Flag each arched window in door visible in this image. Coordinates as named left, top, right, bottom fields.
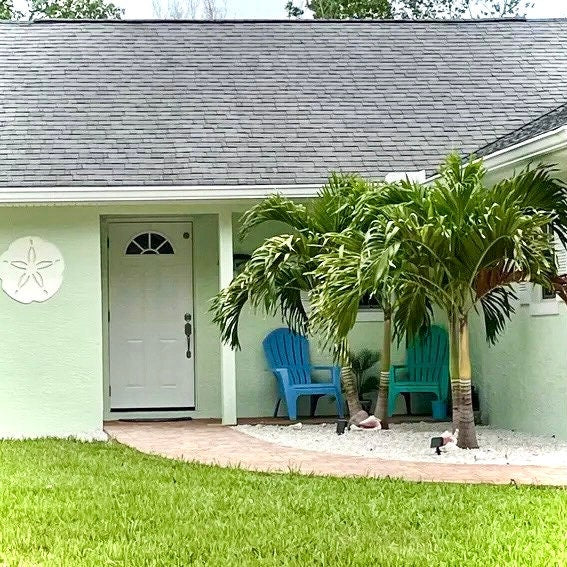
left=125, top=232, right=175, bottom=255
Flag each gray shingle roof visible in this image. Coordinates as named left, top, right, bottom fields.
left=2, top=19, right=567, bottom=188
left=475, top=102, right=567, bottom=157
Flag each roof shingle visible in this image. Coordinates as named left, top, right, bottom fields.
left=1, top=19, right=567, bottom=187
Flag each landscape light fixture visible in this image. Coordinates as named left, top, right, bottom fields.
left=430, top=436, right=444, bottom=455
left=336, top=419, right=348, bottom=435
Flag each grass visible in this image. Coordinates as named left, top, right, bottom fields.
left=0, top=440, right=565, bottom=566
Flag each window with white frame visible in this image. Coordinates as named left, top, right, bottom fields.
left=518, top=233, right=567, bottom=316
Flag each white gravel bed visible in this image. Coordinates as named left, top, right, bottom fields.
left=236, top=422, right=567, bottom=466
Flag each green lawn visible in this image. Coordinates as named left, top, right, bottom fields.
left=0, top=440, right=565, bottom=566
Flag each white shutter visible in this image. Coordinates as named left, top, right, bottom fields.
left=516, top=282, right=531, bottom=305
left=555, top=235, right=567, bottom=275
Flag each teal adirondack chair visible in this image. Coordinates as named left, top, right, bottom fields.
left=263, top=328, right=345, bottom=421
left=388, top=325, right=449, bottom=417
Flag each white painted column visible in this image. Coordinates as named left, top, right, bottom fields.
left=218, top=210, right=237, bottom=425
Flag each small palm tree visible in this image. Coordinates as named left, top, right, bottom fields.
left=308, top=228, right=397, bottom=427
left=349, top=348, right=380, bottom=400
left=364, top=154, right=567, bottom=448
left=308, top=182, right=420, bottom=427
left=211, top=174, right=379, bottom=419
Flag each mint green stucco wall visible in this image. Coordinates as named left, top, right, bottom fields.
left=468, top=156, right=567, bottom=439
left=0, top=203, right=228, bottom=436
left=468, top=157, right=567, bottom=438
left=470, top=305, right=567, bottom=439
left=0, top=201, right=400, bottom=437
left=0, top=206, right=103, bottom=437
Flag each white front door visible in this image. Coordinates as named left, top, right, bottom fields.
left=108, top=220, right=195, bottom=411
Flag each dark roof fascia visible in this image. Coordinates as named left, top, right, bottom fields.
left=474, top=102, right=567, bottom=158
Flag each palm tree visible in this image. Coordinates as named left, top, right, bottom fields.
left=306, top=181, right=422, bottom=427
left=308, top=228, right=395, bottom=427
left=361, top=154, right=567, bottom=448
left=211, top=174, right=379, bottom=420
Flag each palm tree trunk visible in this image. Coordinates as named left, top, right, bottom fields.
left=375, top=307, right=391, bottom=429
left=456, top=315, right=479, bottom=449
left=449, top=311, right=460, bottom=432
left=340, top=365, right=363, bottom=417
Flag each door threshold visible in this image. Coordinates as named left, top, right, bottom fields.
left=110, top=406, right=196, bottom=412
left=116, top=416, right=194, bottom=422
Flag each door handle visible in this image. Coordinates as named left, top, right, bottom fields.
left=184, top=313, right=192, bottom=359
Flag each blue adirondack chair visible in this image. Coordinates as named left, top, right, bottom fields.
left=388, top=325, right=449, bottom=417
left=263, top=328, right=345, bottom=421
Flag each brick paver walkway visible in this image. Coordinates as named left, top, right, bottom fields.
left=104, top=420, right=567, bottom=486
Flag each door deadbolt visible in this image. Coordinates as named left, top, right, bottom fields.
left=184, top=313, right=192, bottom=359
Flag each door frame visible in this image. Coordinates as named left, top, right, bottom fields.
left=101, top=215, right=197, bottom=420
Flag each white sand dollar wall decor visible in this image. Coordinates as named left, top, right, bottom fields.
left=0, top=236, right=65, bottom=304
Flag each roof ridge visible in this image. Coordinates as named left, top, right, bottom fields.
left=1, top=17, right=547, bottom=25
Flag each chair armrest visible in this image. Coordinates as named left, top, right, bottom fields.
left=270, top=367, right=291, bottom=385
left=389, top=364, right=408, bottom=381
left=312, top=365, right=341, bottom=388
left=311, top=365, right=336, bottom=372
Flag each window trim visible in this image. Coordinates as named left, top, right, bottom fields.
left=124, top=231, right=175, bottom=255
left=529, top=284, right=560, bottom=317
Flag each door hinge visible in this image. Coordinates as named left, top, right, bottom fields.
left=107, top=237, right=110, bottom=248
left=108, top=310, right=110, bottom=322
left=108, top=385, right=112, bottom=396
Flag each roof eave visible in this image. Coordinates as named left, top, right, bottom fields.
left=425, top=125, right=567, bottom=184
left=0, top=183, right=321, bottom=205
left=480, top=125, right=567, bottom=173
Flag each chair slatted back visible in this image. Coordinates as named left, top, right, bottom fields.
left=406, top=325, right=448, bottom=383
left=263, top=328, right=312, bottom=385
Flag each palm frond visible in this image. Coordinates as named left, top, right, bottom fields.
left=210, top=233, right=311, bottom=349
left=238, top=195, right=309, bottom=239
left=210, top=270, right=252, bottom=350
left=353, top=180, right=422, bottom=230
left=492, top=164, right=567, bottom=246
left=479, top=287, right=516, bottom=345
left=392, top=280, right=433, bottom=345
left=308, top=173, right=373, bottom=233
left=474, top=260, right=523, bottom=300
left=349, top=348, right=380, bottom=375
left=309, top=248, right=366, bottom=351
left=378, top=152, right=560, bottom=345
left=552, top=274, right=567, bottom=304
